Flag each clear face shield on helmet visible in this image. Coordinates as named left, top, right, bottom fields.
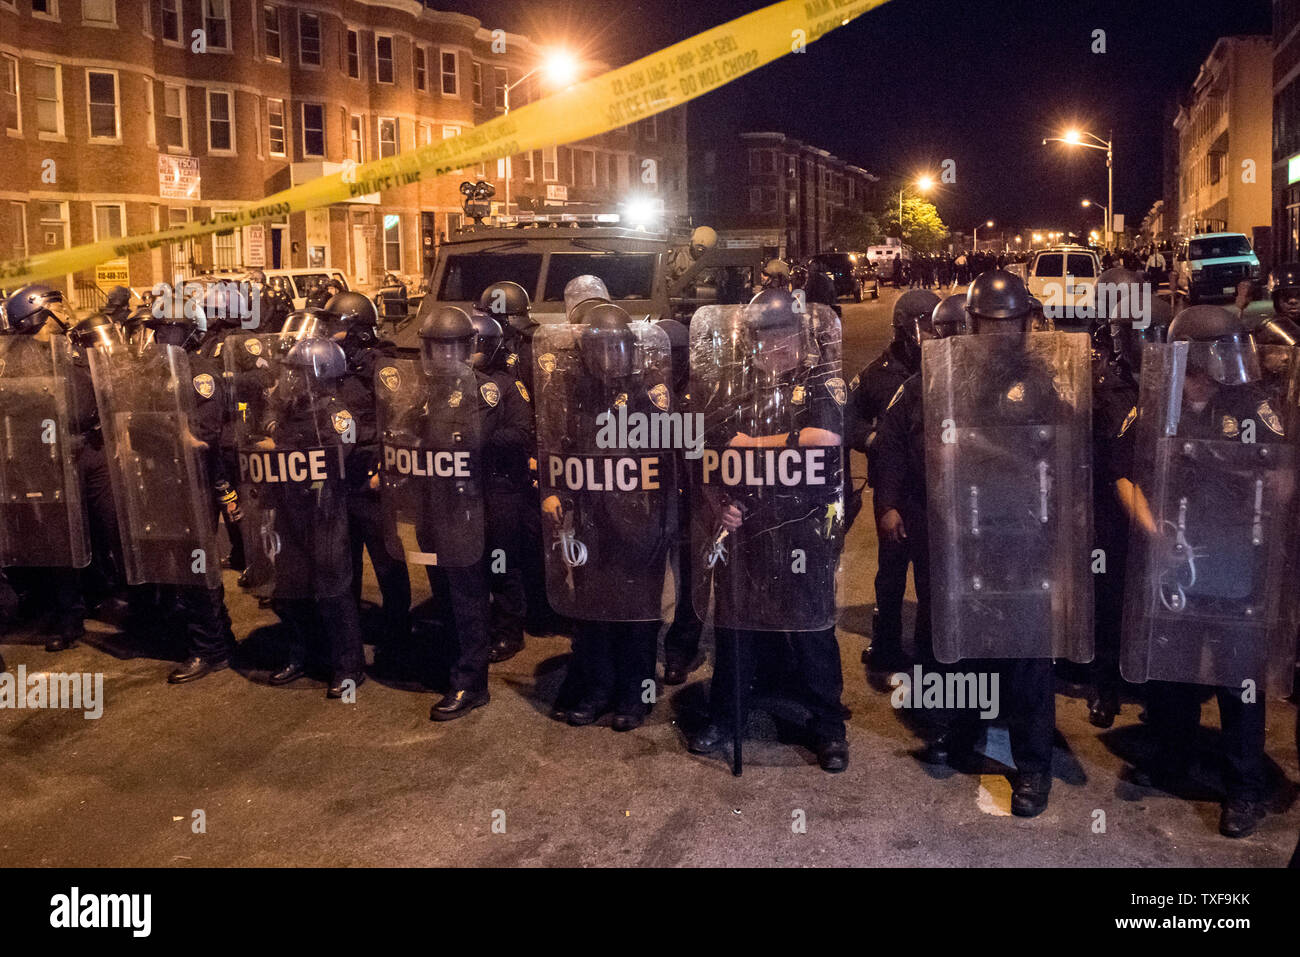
left=1200, top=333, right=1261, bottom=386
left=420, top=337, right=474, bottom=377
left=80, top=321, right=125, bottom=353
left=45, top=298, right=76, bottom=333
left=752, top=326, right=803, bottom=378
left=279, top=312, right=332, bottom=347
left=580, top=329, right=635, bottom=382
left=1110, top=320, right=1167, bottom=373
left=471, top=331, right=502, bottom=370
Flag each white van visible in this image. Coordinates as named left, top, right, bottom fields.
left=263, top=268, right=353, bottom=310
left=1026, top=246, right=1099, bottom=327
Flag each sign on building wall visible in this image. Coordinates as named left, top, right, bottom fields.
left=306, top=208, right=330, bottom=267
left=158, top=155, right=201, bottom=201
left=94, top=259, right=129, bottom=291
left=244, top=225, right=266, bottom=267
left=546, top=185, right=568, bottom=202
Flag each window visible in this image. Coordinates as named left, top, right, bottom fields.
left=472, top=62, right=482, bottom=105
left=3, top=203, right=26, bottom=263
left=162, top=83, right=186, bottom=151
left=543, top=145, right=557, bottom=181
left=542, top=253, right=657, bottom=302
left=417, top=122, right=431, bottom=146
left=202, top=0, right=228, bottom=49
left=212, top=209, right=239, bottom=268
left=267, top=97, right=285, bottom=155
left=378, top=117, right=397, bottom=157
left=749, top=188, right=762, bottom=212
left=383, top=214, right=402, bottom=271
left=349, top=114, right=363, bottom=162
left=576, top=150, right=595, bottom=187
left=168, top=207, right=194, bottom=270
left=521, top=151, right=534, bottom=182
left=345, top=30, right=359, bottom=78
left=494, top=67, right=507, bottom=110
left=92, top=203, right=124, bottom=241
left=642, top=115, right=656, bottom=141
left=375, top=35, right=394, bottom=84
left=142, top=0, right=151, bottom=36
left=442, top=125, right=462, bottom=171
left=32, top=0, right=57, bottom=18
left=262, top=5, right=280, bottom=60
left=34, top=64, right=62, bottom=136
left=161, top=0, right=179, bottom=43
left=83, top=0, right=115, bottom=26
left=298, top=12, right=320, bottom=66
left=1, top=55, right=18, bottom=135
left=301, top=103, right=324, bottom=157
left=440, top=50, right=458, bottom=96
left=414, top=47, right=427, bottom=91
left=438, top=253, right=542, bottom=302
left=86, top=70, right=119, bottom=140
left=207, top=89, right=233, bottom=153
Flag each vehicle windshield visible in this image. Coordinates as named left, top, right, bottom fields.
left=809, top=254, right=852, bottom=275
left=1188, top=236, right=1252, bottom=260
left=439, top=253, right=543, bottom=302
left=542, top=253, right=657, bottom=302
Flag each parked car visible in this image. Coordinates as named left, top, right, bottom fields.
left=1172, top=232, right=1261, bottom=305
left=1025, top=245, right=1100, bottom=329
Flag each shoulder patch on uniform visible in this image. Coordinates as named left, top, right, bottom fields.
left=1221, top=415, right=1239, bottom=438
left=332, top=410, right=354, bottom=435
left=516, top=380, right=530, bottom=402
left=192, top=373, right=215, bottom=399
left=649, top=382, right=669, bottom=411
left=826, top=376, right=846, bottom=406
left=1257, top=400, right=1284, bottom=436
left=1117, top=405, right=1137, bottom=437
left=480, top=381, right=500, bottom=407
left=378, top=365, right=401, bottom=392
left=244, top=337, right=262, bottom=356
left=538, top=352, right=556, bottom=375
left=886, top=384, right=905, bottom=411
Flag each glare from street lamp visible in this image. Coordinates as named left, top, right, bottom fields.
left=1081, top=199, right=1091, bottom=207
left=542, top=49, right=579, bottom=86
left=917, top=175, right=934, bottom=191
left=985, top=220, right=994, bottom=228
left=1064, top=129, right=1082, bottom=145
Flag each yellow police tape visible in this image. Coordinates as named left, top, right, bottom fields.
left=0, top=0, right=892, bottom=287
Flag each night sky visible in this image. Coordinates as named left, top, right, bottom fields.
left=452, top=0, right=1272, bottom=237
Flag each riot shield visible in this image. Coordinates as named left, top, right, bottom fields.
left=1120, top=341, right=1299, bottom=695
left=88, top=343, right=222, bottom=587
left=228, top=337, right=353, bottom=600
left=922, top=332, right=1094, bottom=662
left=0, top=335, right=91, bottom=568
left=534, top=321, right=677, bottom=621
left=687, top=303, right=844, bottom=632
left=374, top=357, right=483, bottom=568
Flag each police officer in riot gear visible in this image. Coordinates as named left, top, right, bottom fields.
left=0, top=284, right=97, bottom=650
left=847, top=288, right=939, bottom=671
left=1119, top=305, right=1290, bottom=837
left=479, top=281, right=538, bottom=396
left=468, top=308, right=537, bottom=664
left=323, top=291, right=412, bottom=662
left=930, top=293, right=969, bottom=339
left=535, top=304, right=676, bottom=730
left=895, top=270, right=1091, bottom=816
left=103, top=286, right=132, bottom=326
left=238, top=337, right=365, bottom=697
left=687, top=291, right=849, bottom=772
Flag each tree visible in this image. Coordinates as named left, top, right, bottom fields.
left=827, top=209, right=883, bottom=251
left=883, top=197, right=949, bottom=252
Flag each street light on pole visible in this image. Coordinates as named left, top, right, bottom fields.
left=502, top=49, right=579, bottom=217
left=1044, top=128, right=1114, bottom=248
left=897, top=175, right=935, bottom=240
left=1081, top=199, right=1108, bottom=245
left=972, top=219, right=994, bottom=252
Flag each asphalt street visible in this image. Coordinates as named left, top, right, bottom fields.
left=1, top=285, right=1297, bottom=867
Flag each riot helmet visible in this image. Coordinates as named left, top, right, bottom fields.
left=930, top=294, right=968, bottom=339
left=567, top=296, right=611, bottom=326
left=579, top=304, right=636, bottom=382
left=746, top=288, right=803, bottom=377
left=69, top=311, right=125, bottom=353
left=563, top=275, right=610, bottom=319
left=966, top=269, right=1031, bottom=333
left=418, top=305, right=476, bottom=375
left=760, top=258, right=791, bottom=290
left=324, top=290, right=378, bottom=354
left=1108, top=281, right=1170, bottom=374
left=2, top=284, right=75, bottom=335
left=893, top=289, right=941, bottom=362
left=104, top=285, right=132, bottom=324
left=277, top=337, right=346, bottom=405
left=1168, top=304, right=1260, bottom=386
left=279, top=308, right=335, bottom=348
left=1271, top=262, right=1300, bottom=321
left=142, top=295, right=205, bottom=352
left=479, top=280, right=533, bottom=332
left=469, top=308, right=504, bottom=371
